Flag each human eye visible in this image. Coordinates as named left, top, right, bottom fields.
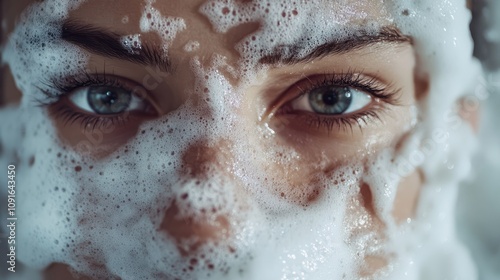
left=268, top=72, right=401, bottom=134
left=36, top=70, right=162, bottom=155
left=68, top=85, right=148, bottom=115
left=41, top=71, right=160, bottom=130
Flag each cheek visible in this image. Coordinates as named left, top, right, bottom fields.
left=392, top=169, right=423, bottom=223
left=247, top=144, right=342, bottom=206
left=251, top=113, right=414, bottom=207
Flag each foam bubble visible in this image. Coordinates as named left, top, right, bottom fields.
left=121, top=34, right=142, bottom=54
left=122, top=15, right=129, bottom=24
left=184, top=40, right=200, bottom=52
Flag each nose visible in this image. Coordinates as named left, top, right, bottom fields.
left=160, top=200, right=231, bottom=256
left=159, top=139, right=241, bottom=255
left=179, top=139, right=234, bottom=179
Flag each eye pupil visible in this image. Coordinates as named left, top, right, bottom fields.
left=309, top=86, right=352, bottom=114
left=87, top=86, right=132, bottom=115
left=103, top=91, right=118, bottom=105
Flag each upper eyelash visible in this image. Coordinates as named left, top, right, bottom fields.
left=295, top=72, right=401, bottom=104
left=38, top=69, right=125, bottom=104
left=36, top=69, right=142, bottom=130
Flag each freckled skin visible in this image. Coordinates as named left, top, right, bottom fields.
left=1, top=0, right=476, bottom=279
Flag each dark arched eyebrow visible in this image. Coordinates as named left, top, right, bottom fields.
left=259, top=26, right=412, bottom=65
left=61, top=20, right=172, bottom=73
left=60, top=20, right=410, bottom=70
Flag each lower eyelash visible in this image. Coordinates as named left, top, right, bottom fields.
left=49, top=102, right=130, bottom=130
left=304, top=110, right=383, bottom=134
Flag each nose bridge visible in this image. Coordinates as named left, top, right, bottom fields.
left=180, top=139, right=234, bottom=179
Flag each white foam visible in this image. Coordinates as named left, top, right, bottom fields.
left=200, top=0, right=388, bottom=82
left=457, top=2, right=500, bottom=275
left=121, top=34, right=142, bottom=55
left=184, top=40, right=200, bottom=52
left=139, top=0, right=186, bottom=53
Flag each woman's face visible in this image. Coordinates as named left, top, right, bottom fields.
left=2, top=0, right=425, bottom=279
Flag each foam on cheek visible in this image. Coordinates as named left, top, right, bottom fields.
left=458, top=2, right=500, bottom=276
left=379, top=1, right=480, bottom=279
left=390, top=1, right=481, bottom=122
left=0, top=110, right=94, bottom=279
left=229, top=164, right=367, bottom=280
left=0, top=0, right=87, bottom=271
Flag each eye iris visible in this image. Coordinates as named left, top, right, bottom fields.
left=308, top=86, right=352, bottom=114
left=87, top=86, right=132, bottom=114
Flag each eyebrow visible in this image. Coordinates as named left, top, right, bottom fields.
left=61, top=20, right=172, bottom=72
left=259, top=26, right=412, bottom=65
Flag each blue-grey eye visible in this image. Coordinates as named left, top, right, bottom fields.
left=309, top=86, right=353, bottom=114
left=87, top=86, right=131, bottom=114
left=292, top=85, right=372, bottom=115
left=68, top=85, right=149, bottom=115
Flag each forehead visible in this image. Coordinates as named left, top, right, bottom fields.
left=67, top=0, right=393, bottom=34
left=27, top=0, right=397, bottom=80
left=62, top=0, right=396, bottom=69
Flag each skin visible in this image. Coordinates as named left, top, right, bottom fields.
left=1, top=0, right=476, bottom=279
